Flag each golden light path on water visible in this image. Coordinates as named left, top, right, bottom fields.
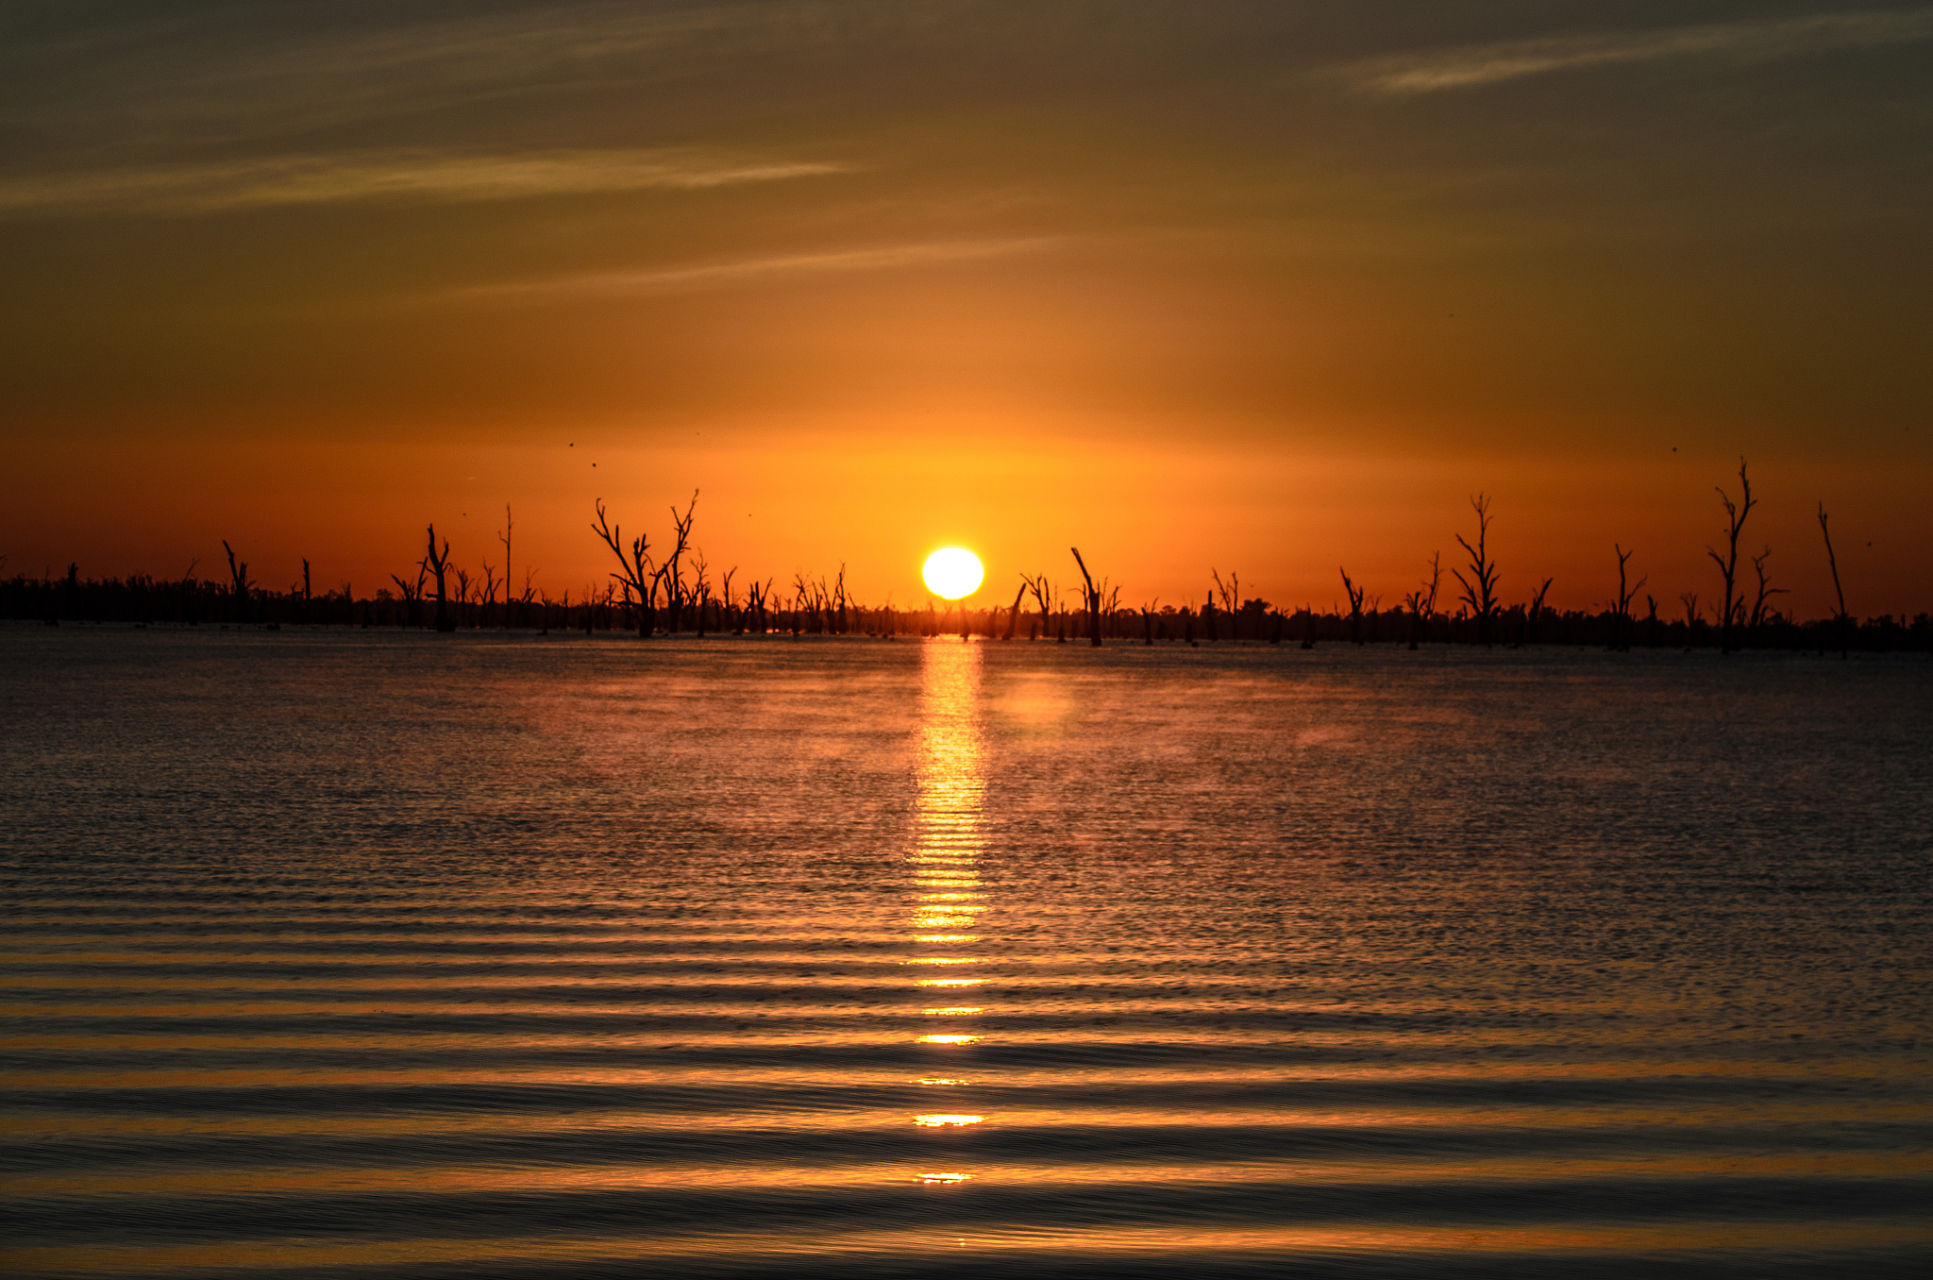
left=909, top=641, right=988, bottom=1187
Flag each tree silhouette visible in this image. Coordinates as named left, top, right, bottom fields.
left=591, top=498, right=656, bottom=636
left=1452, top=494, right=1500, bottom=647
left=423, top=526, right=454, bottom=632
left=1402, top=552, right=1441, bottom=651
left=1706, top=459, right=1756, bottom=654
left=1070, top=547, right=1104, bottom=647
left=1818, top=502, right=1849, bottom=658
left=1521, top=576, right=1554, bottom=647
left=1747, top=545, right=1787, bottom=642
left=1611, top=545, right=1646, bottom=652
left=221, top=541, right=250, bottom=623
left=1340, top=567, right=1366, bottom=644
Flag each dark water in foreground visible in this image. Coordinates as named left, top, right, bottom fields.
left=3, top=629, right=1931, bottom=1278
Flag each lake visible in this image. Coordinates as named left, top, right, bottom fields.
left=3, top=629, right=1930, bottom=1277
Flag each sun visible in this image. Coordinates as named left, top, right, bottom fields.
left=922, top=548, right=984, bottom=600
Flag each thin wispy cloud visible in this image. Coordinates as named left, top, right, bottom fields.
left=0, top=150, right=847, bottom=217
left=444, top=238, right=1063, bottom=303
left=1355, top=8, right=1933, bottom=95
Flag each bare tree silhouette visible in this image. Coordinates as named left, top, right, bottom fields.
left=1070, top=547, right=1104, bottom=647
left=498, top=506, right=514, bottom=629
left=389, top=563, right=426, bottom=629
left=423, top=526, right=454, bottom=632
left=1612, top=545, right=1646, bottom=652
left=1747, top=545, right=1787, bottom=644
left=1003, top=581, right=1026, bottom=640
left=1452, top=494, right=1500, bottom=647
left=1818, top=502, right=1849, bottom=658
left=1679, top=592, right=1700, bottom=647
left=1521, top=576, right=1554, bottom=647
left=1340, top=568, right=1366, bottom=644
left=1211, top=569, right=1240, bottom=640
left=1023, top=573, right=1051, bottom=640
left=221, top=541, right=250, bottom=623
left=1402, top=552, right=1441, bottom=651
left=659, top=492, right=698, bottom=633
left=591, top=499, right=656, bottom=636
left=1706, top=459, right=1756, bottom=654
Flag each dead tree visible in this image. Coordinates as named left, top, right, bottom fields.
left=1611, top=545, right=1646, bottom=652
left=1705, top=458, right=1756, bottom=654
left=1452, top=494, right=1500, bottom=647
left=300, top=558, right=312, bottom=624
left=1401, top=552, right=1442, bottom=651
left=1339, top=568, right=1367, bottom=644
left=1070, top=548, right=1104, bottom=646
left=1211, top=569, right=1240, bottom=640
left=1003, top=581, right=1026, bottom=639
left=390, top=564, right=426, bottom=628
left=658, top=491, right=699, bottom=633
left=1818, top=503, right=1849, bottom=658
left=498, top=506, right=514, bottom=629
left=590, top=499, right=656, bottom=636
left=1747, top=545, right=1787, bottom=643
left=1679, top=592, right=1700, bottom=647
left=1024, top=573, right=1052, bottom=640
left=1521, top=576, right=1554, bottom=647
left=423, top=525, right=454, bottom=632
left=222, top=540, right=251, bottom=623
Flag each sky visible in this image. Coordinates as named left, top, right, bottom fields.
left=3, top=1, right=1929, bottom=617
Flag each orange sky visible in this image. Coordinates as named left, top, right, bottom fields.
left=3, top=3, right=1929, bottom=617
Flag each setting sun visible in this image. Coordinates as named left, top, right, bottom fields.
left=921, top=548, right=984, bottom=600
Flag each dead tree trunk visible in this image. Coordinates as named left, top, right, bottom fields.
left=1522, top=577, right=1553, bottom=647
left=1004, top=582, right=1026, bottom=640
left=423, top=526, right=454, bottom=632
left=1818, top=503, right=1849, bottom=658
left=1706, top=459, right=1756, bottom=654
left=1340, top=568, right=1366, bottom=645
left=1070, top=548, right=1103, bottom=647
left=591, top=499, right=657, bottom=636
left=222, top=541, right=250, bottom=624
left=1452, top=494, right=1500, bottom=647
left=1612, top=545, right=1645, bottom=652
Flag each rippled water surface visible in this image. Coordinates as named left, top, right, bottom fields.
left=4, top=629, right=1931, bottom=1277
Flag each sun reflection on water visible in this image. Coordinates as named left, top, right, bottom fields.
left=908, top=642, right=988, bottom=1166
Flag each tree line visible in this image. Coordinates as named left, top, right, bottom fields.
left=4, top=463, right=1924, bottom=655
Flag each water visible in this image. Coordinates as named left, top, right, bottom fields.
left=3, top=629, right=1930, bottom=1278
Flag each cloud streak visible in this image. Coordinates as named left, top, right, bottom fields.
left=1355, top=8, right=1933, bottom=95
left=0, top=150, right=847, bottom=217
left=445, top=237, right=1064, bottom=303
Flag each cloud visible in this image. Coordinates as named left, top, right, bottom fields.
left=1354, top=8, right=1933, bottom=95
left=444, top=237, right=1064, bottom=303
left=0, top=150, right=847, bottom=217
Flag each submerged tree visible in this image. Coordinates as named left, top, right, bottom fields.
left=1706, top=458, right=1757, bottom=654
left=389, top=563, right=426, bottom=629
left=591, top=498, right=657, bottom=636
left=1521, top=576, right=1554, bottom=647
left=1818, top=502, right=1850, bottom=658
left=1611, top=544, right=1646, bottom=652
left=1402, top=552, right=1441, bottom=651
left=1452, top=494, right=1501, bottom=647
left=1747, top=545, right=1787, bottom=642
left=1339, top=567, right=1366, bottom=645
left=1070, top=547, right=1104, bottom=647
left=423, top=525, right=454, bottom=632
left=222, top=541, right=251, bottom=624
left=1003, top=580, right=1027, bottom=640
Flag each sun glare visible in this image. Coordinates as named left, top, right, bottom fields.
left=922, top=548, right=984, bottom=600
